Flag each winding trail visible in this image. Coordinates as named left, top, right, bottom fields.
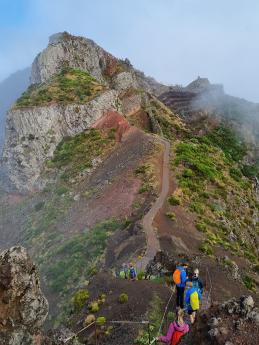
left=137, top=138, right=170, bottom=270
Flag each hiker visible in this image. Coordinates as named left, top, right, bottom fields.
left=129, top=263, right=137, bottom=281
left=123, top=263, right=128, bottom=279
left=185, top=281, right=202, bottom=324
left=191, top=268, right=203, bottom=295
left=156, top=309, right=189, bottom=344
left=173, top=262, right=188, bottom=309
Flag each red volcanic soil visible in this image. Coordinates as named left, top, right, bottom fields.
left=92, top=111, right=131, bottom=141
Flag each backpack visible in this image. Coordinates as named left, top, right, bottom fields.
left=190, top=290, right=199, bottom=310
left=129, top=267, right=136, bottom=279
left=173, top=269, right=181, bottom=285
left=171, top=330, right=184, bottom=345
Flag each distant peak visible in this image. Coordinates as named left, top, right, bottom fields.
left=186, top=77, right=224, bottom=94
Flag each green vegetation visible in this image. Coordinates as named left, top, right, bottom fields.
left=173, top=125, right=258, bottom=264
left=44, top=219, right=121, bottom=294
left=72, top=289, right=89, bottom=311
left=89, top=301, right=100, bottom=313
left=166, top=212, right=176, bottom=221
left=96, top=316, right=106, bottom=326
left=118, top=293, right=129, bottom=304
left=15, top=67, right=105, bottom=107
left=135, top=164, right=154, bottom=194
left=147, top=97, right=186, bottom=139
left=243, top=275, right=256, bottom=292
left=48, top=128, right=116, bottom=182
left=84, top=314, right=96, bottom=325
left=168, top=194, right=181, bottom=206
left=137, top=271, right=145, bottom=280
left=136, top=294, right=164, bottom=345
left=203, top=126, right=247, bottom=162
left=167, top=311, right=176, bottom=322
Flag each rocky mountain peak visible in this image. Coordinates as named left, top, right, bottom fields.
left=186, top=76, right=224, bottom=94
left=0, top=246, right=48, bottom=345
left=31, top=31, right=117, bottom=85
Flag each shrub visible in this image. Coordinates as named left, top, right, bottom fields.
left=243, top=275, right=256, bottom=291
left=229, top=167, right=242, bottom=181
left=89, top=301, right=99, bottom=313
left=72, top=289, right=89, bottom=310
left=199, top=242, right=213, bottom=256
left=167, top=311, right=175, bottom=321
left=139, top=183, right=151, bottom=194
left=118, top=293, right=129, bottom=304
left=190, top=202, right=205, bottom=215
left=182, top=168, right=194, bottom=178
left=96, top=316, right=106, bottom=326
left=34, top=201, right=45, bottom=212
left=137, top=271, right=145, bottom=280
left=168, top=195, right=181, bottom=206
left=105, top=325, right=114, bottom=335
left=196, top=222, right=207, bottom=233
left=84, top=314, right=96, bottom=325
left=166, top=212, right=176, bottom=221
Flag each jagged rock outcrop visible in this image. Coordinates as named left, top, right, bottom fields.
left=0, top=246, right=48, bottom=345
left=2, top=90, right=119, bottom=191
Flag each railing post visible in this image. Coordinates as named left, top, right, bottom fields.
left=95, top=322, right=98, bottom=345
left=148, top=322, right=151, bottom=345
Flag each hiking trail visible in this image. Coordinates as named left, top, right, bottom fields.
left=137, top=137, right=170, bottom=271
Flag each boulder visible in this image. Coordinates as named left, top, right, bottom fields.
left=0, top=246, right=48, bottom=345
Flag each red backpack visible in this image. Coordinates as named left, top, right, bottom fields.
left=171, top=330, right=184, bottom=345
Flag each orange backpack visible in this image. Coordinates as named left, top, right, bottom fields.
left=173, top=268, right=181, bottom=285
left=171, top=330, right=184, bottom=345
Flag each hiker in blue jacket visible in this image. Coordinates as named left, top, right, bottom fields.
left=129, top=263, right=137, bottom=281
left=185, top=281, right=202, bottom=324
left=173, top=262, right=188, bottom=309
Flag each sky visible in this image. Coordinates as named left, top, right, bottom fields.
left=0, top=0, right=259, bottom=102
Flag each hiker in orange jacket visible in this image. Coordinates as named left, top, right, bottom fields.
left=156, top=309, right=189, bottom=344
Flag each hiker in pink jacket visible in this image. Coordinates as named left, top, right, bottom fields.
left=156, top=309, right=189, bottom=344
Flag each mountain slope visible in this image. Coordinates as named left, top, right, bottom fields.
left=0, top=32, right=258, bottom=344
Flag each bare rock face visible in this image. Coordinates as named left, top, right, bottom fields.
left=2, top=90, right=119, bottom=191
left=31, top=32, right=117, bottom=85
left=0, top=246, right=48, bottom=345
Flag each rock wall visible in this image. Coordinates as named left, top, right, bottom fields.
left=0, top=246, right=48, bottom=345
left=2, top=90, right=119, bottom=191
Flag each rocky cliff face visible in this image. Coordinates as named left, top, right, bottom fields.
left=0, top=246, right=48, bottom=345
left=2, top=90, right=119, bottom=191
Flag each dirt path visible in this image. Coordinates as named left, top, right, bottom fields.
left=137, top=138, right=170, bottom=271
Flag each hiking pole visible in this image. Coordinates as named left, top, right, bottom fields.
left=148, top=322, right=151, bottom=345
